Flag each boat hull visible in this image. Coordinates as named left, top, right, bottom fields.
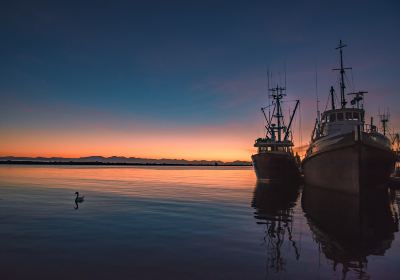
left=302, top=133, right=396, bottom=194
left=251, top=152, right=300, bottom=182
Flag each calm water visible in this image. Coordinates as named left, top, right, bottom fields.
left=0, top=165, right=399, bottom=279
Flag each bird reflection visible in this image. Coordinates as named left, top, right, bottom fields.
left=302, top=185, right=399, bottom=279
left=251, top=181, right=300, bottom=274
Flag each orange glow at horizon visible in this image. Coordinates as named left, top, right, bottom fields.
left=0, top=125, right=261, bottom=162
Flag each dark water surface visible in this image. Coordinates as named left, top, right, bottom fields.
left=0, top=165, right=399, bottom=279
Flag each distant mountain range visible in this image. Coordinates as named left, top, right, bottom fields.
left=0, top=156, right=251, bottom=166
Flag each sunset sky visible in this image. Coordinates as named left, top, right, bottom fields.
left=1, top=0, right=399, bottom=161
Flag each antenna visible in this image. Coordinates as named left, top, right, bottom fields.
left=278, top=71, right=281, bottom=87
left=284, top=61, right=287, bottom=89
left=315, top=66, right=320, bottom=122
left=267, top=70, right=271, bottom=121
left=333, top=40, right=352, bottom=108
left=379, top=108, right=390, bottom=136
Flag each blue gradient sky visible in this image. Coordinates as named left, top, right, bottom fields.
left=1, top=0, right=399, bottom=160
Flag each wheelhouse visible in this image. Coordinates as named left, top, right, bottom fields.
left=321, top=108, right=364, bottom=124
left=254, top=138, right=294, bottom=154
left=319, top=108, right=364, bottom=137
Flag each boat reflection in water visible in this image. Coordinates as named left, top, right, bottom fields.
left=251, top=181, right=300, bottom=275
left=302, top=185, right=399, bottom=279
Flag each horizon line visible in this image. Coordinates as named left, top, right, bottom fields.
left=0, top=155, right=252, bottom=163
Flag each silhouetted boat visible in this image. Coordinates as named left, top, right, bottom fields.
left=252, top=84, right=301, bottom=182
left=302, top=41, right=396, bottom=194
left=302, top=185, right=398, bottom=279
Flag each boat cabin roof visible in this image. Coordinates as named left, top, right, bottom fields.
left=254, top=138, right=293, bottom=148
left=321, top=108, right=364, bottom=123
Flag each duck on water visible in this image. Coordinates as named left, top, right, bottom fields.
left=74, top=192, right=84, bottom=210
left=75, top=192, right=84, bottom=203
left=302, top=41, right=396, bottom=194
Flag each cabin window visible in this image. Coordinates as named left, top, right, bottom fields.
left=329, top=113, right=336, bottom=122
left=345, top=112, right=352, bottom=120
left=353, top=112, right=359, bottom=120
left=267, top=147, right=272, bottom=151
left=337, top=113, right=344, bottom=121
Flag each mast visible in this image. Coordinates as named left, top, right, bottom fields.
left=269, top=85, right=286, bottom=142
left=276, top=87, right=282, bottom=142
left=333, top=40, right=351, bottom=108
left=330, top=86, right=336, bottom=110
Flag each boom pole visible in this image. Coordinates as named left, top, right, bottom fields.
left=284, top=100, right=300, bottom=141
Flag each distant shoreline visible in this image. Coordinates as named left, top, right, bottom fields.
left=0, top=160, right=252, bottom=167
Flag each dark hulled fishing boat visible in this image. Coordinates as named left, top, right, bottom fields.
left=252, top=85, right=301, bottom=182
left=302, top=41, right=396, bottom=194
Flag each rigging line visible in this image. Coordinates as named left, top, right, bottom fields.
left=281, top=99, right=299, bottom=103
left=268, top=105, right=277, bottom=135
left=324, top=90, right=330, bottom=112
left=344, top=73, right=352, bottom=93
left=278, top=71, right=281, bottom=88
left=297, top=104, right=301, bottom=154
left=315, top=63, right=320, bottom=122
left=350, top=68, right=356, bottom=92
left=268, top=71, right=272, bottom=120
left=285, top=104, right=291, bottom=134
left=299, top=101, right=303, bottom=155
left=345, top=51, right=355, bottom=92
left=336, top=75, right=341, bottom=92
left=284, top=60, right=287, bottom=89
left=262, top=104, right=274, bottom=109
left=334, top=91, right=340, bottom=105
